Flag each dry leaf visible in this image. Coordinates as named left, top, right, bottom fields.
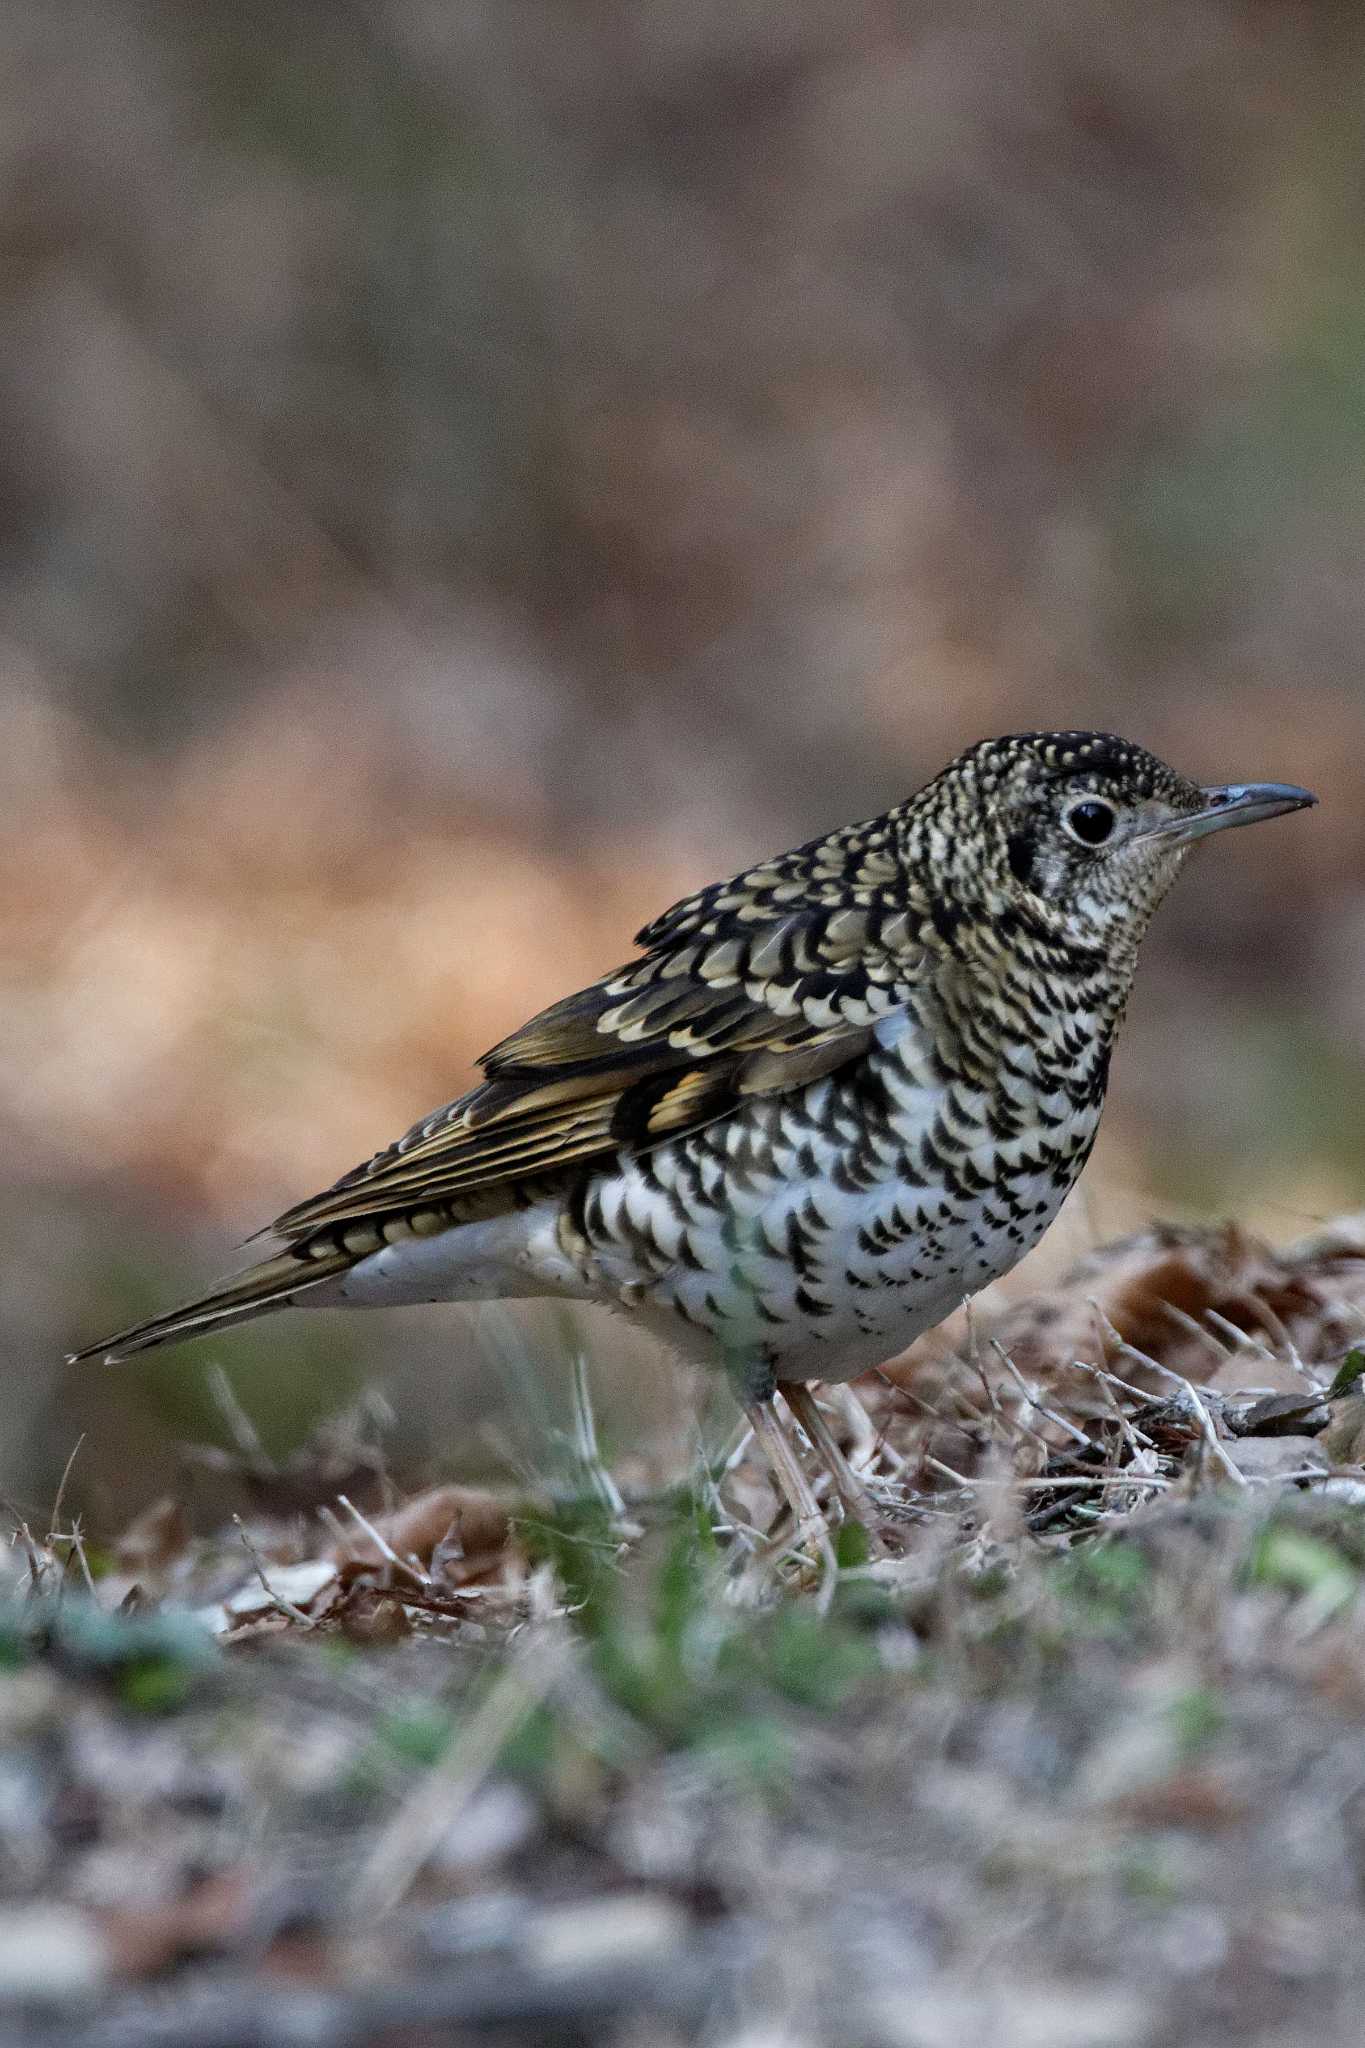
left=338, top=1587, right=412, bottom=1644
left=1236, top=1392, right=1329, bottom=1436
left=1112, top=1769, right=1248, bottom=1830
left=97, top=1870, right=251, bottom=1979
left=332, top=1485, right=512, bottom=1579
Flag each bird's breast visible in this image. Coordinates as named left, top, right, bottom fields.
left=572, top=993, right=1107, bottom=1381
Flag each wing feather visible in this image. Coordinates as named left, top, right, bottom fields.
left=271, top=829, right=925, bottom=1241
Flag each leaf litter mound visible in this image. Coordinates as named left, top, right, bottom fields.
left=3, top=1213, right=1365, bottom=2048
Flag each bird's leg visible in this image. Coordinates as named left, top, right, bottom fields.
left=741, top=1395, right=837, bottom=1568
left=727, top=1351, right=835, bottom=1565
left=782, top=1383, right=886, bottom=1538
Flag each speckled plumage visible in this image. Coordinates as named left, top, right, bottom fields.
left=74, top=731, right=1315, bottom=1536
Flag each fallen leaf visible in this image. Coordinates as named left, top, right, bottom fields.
left=1112, top=1767, right=1248, bottom=1829
left=1235, top=1392, right=1329, bottom=1437
left=338, top=1586, right=412, bottom=1644
left=332, top=1486, right=512, bottom=1581
left=97, top=1870, right=252, bottom=1979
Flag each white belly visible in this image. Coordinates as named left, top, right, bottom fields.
left=597, top=1140, right=1077, bottom=1383
left=306, top=1021, right=1099, bottom=1387
left=575, top=1045, right=1098, bottom=1383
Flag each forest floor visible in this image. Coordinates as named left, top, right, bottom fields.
left=3, top=1215, right=1365, bottom=2048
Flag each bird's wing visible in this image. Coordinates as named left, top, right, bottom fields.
left=270, top=827, right=924, bottom=1240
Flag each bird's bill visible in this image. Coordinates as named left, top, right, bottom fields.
left=1138, top=780, right=1318, bottom=847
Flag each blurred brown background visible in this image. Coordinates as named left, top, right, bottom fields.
left=3, top=0, right=1361, bottom=1526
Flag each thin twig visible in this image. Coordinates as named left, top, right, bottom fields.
left=66, top=1518, right=98, bottom=1599
left=873, top=1368, right=948, bottom=1420
left=1013, top=1473, right=1172, bottom=1492
left=690, top=1428, right=761, bottom=1555
left=1228, top=1290, right=1294, bottom=1354
left=715, top=1422, right=756, bottom=1477
left=991, top=1342, right=1095, bottom=1447
left=924, top=1455, right=974, bottom=1491
left=369, top=1578, right=536, bottom=1606
left=1203, top=1307, right=1276, bottom=1361
left=1072, top=1345, right=1160, bottom=1408
left=1158, top=1301, right=1234, bottom=1360
left=968, top=1353, right=1010, bottom=1428
left=336, top=1494, right=431, bottom=1589
left=233, top=1517, right=319, bottom=1627
left=7, top=1514, right=51, bottom=1599
left=316, top=1503, right=351, bottom=1550
left=832, top=1383, right=882, bottom=1469
left=1063, top=1357, right=1156, bottom=1450
left=1078, top=1364, right=1148, bottom=1460
left=1088, top=1303, right=1247, bottom=1488
left=49, top=1435, right=86, bottom=1538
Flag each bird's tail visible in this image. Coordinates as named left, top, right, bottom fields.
left=68, top=1243, right=353, bottom=1365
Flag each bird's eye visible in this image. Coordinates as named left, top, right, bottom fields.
left=1063, top=798, right=1117, bottom=847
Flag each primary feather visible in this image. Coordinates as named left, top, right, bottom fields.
left=268, top=839, right=920, bottom=1237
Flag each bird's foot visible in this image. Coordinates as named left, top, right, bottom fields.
left=780, top=1384, right=902, bottom=1557
left=741, top=1395, right=840, bottom=1582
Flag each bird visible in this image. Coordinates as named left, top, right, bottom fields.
left=73, top=731, right=1315, bottom=1550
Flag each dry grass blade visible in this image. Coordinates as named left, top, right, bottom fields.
left=351, top=1625, right=574, bottom=1920
left=335, top=1493, right=431, bottom=1589
left=569, top=1352, right=626, bottom=1517
left=49, top=1435, right=86, bottom=1536
left=208, top=1365, right=274, bottom=1473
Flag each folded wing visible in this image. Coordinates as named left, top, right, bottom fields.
left=272, top=834, right=923, bottom=1239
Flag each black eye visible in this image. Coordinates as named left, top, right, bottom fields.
left=1064, top=799, right=1117, bottom=847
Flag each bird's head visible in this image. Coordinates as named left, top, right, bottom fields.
left=914, top=730, right=1315, bottom=955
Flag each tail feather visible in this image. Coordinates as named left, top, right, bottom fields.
left=68, top=1246, right=352, bottom=1364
